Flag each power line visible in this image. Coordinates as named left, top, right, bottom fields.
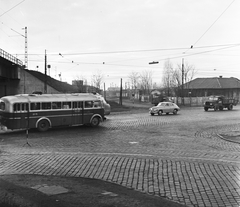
left=184, top=0, right=236, bottom=53
left=193, top=0, right=236, bottom=46
left=13, top=43, right=240, bottom=57
left=156, top=44, right=240, bottom=63
left=0, top=0, right=26, bottom=17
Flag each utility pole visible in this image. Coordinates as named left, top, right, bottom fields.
left=44, top=50, right=47, bottom=94
left=182, top=58, right=184, bottom=105
left=119, top=78, right=123, bottom=105
left=104, top=83, right=106, bottom=100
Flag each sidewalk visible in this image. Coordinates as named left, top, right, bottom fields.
left=0, top=174, right=185, bottom=207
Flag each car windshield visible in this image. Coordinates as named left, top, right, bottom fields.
left=157, top=103, right=166, bottom=106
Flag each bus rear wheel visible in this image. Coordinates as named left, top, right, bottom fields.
left=91, top=117, right=100, bottom=127
left=37, top=119, right=50, bottom=132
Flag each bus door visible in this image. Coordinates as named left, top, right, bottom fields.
left=72, top=101, right=83, bottom=125
left=83, top=101, right=94, bottom=123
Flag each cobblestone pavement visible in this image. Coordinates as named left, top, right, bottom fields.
left=1, top=106, right=240, bottom=206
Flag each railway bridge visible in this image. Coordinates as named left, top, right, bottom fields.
left=0, top=48, right=24, bottom=97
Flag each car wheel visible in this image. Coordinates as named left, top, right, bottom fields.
left=37, top=119, right=50, bottom=132
left=91, top=117, right=100, bottom=127
left=166, top=112, right=169, bottom=115
left=157, top=110, right=163, bottom=116
left=150, top=113, right=154, bottom=116
left=204, top=107, right=208, bottom=111
left=173, top=109, right=178, bottom=115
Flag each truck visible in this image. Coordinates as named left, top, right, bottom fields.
left=149, top=89, right=170, bottom=106
left=203, top=95, right=238, bottom=111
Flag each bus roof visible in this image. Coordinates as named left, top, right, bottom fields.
left=0, top=93, right=100, bottom=103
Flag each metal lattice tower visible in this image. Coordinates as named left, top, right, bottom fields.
left=24, top=27, right=28, bottom=69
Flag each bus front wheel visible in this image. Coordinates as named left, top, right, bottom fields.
left=37, top=119, right=50, bottom=132
left=90, top=117, right=100, bottom=127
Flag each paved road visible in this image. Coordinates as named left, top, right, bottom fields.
left=1, top=105, right=240, bottom=206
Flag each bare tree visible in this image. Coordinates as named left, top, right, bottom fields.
left=162, top=60, right=196, bottom=97
left=128, top=71, right=140, bottom=91
left=140, top=70, right=153, bottom=95
left=162, top=59, right=174, bottom=96
left=183, top=62, right=196, bottom=84
left=173, top=62, right=196, bottom=96
left=91, top=70, right=104, bottom=90
left=175, top=61, right=196, bottom=88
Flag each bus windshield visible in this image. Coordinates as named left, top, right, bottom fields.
left=0, top=100, right=5, bottom=111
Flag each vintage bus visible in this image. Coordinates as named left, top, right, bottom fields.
left=0, top=93, right=105, bottom=132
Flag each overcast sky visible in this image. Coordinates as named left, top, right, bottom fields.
left=1, top=0, right=240, bottom=88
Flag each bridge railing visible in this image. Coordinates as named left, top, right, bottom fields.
left=0, top=48, right=23, bottom=66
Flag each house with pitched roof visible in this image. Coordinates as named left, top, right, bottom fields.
left=183, top=76, right=240, bottom=101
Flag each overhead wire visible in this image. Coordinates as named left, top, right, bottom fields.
left=0, top=0, right=26, bottom=17
left=23, top=42, right=240, bottom=71
left=184, top=0, right=236, bottom=53
left=42, top=43, right=240, bottom=56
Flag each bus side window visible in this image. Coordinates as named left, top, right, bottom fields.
left=42, top=102, right=51, bottom=110
left=73, top=102, right=77, bottom=109
left=85, top=101, right=93, bottom=108
left=73, top=102, right=82, bottom=109
left=63, top=102, right=71, bottom=109
left=79, top=101, right=83, bottom=108
left=14, top=103, right=21, bottom=112
left=22, top=103, right=29, bottom=112
left=52, top=102, right=61, bottom=109
left=31, top=102, right=41, bottom=110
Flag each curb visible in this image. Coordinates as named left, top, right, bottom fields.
left=216, top=134, right=240, bottom=144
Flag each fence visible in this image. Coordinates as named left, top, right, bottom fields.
left=174, top=97, right=209, bottom=106
left=138, top=96, right=208, bottom=106
left=0, top=48, right=23, bottom=66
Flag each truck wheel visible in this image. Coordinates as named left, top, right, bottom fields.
left=219, top=106, right=223, bottom=111
left=228, top=104, right=233, bottom=110
left=204, top=107, right=208, bottom=111
left=214, top=106, right=218, bottom=111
